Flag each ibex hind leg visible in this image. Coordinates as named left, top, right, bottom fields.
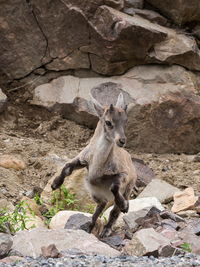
left=100, top=205, right=120, bottom=238
left=87, top=199, right=107, bottom=234
left=51, top=158, right=83, bottom=190
left=110, top=180, right=129, bottom=213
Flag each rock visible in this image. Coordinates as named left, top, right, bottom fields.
left=101, top=235, right=125, bottom=249
left=41, top=168, right=94, bottom=211
left=41, top=244, right=61, bottom=258
left=0, top=233, right=13, bottom=258
left=0, top=199, right=15, bottom=213
left=104, top=197, right=164, bottom=230
left=0, top=256, right=24, bottom=264
left=122, top=228, right=170, bottom=256
left=23, top=214, right=46, bottom=230
left=171, top=187, right=199, bottom=213
left=124, top=8, right=168, bottom=26
left=124, top=0, right=144, bottom=9
left=21, top=196, right=42, bottom=217
left=123, top=207, right=153, bottom=232
left=177, top=210, right=199, bottom=218
left=0, top=89, right=7, bottom=113
left=191, top=153, right=200, bottom=162
left=159, top=210, right=185, bottom=222
left=158, top=245, right=184, bottom=257
left=12, top=228, right=120, bottom=258
left=105, top=0, right=124, bottom=10
left=179, top=232, right=200, bottom=254
left=181, top=218, right=200, bottom=236
left=49, top=210, right=92, bottom=230
left=150, top=33, right=200, bottom=72
left=32, top=64, right=200, bottom=153
left=0, top=155, right=26, bottom=170
left=145, top=0, right=200, bottom=25
left=65, top=213, right=103, bottom=236
left=160, top=219, right=179, bottom=231
left=137, top=179, right=180, bottom=204
left=132, top=158, right=155, bottom=187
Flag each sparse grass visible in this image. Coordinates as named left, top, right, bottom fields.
left=179, top=242, right=192, bottom=253
left=0, top=201, right=35, bottom=234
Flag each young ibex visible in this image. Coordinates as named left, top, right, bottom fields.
left=51, top=93, right=137, bottom=237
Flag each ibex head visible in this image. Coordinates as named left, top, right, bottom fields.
left=91, top=93, right=128, bottom=147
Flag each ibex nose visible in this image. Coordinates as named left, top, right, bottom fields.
left=119, top=138, right=126, bottom=147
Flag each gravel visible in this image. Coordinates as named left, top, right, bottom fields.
left=1, top=253, right=200, bottom=267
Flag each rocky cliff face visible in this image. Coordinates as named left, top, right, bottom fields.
left=1, top=0, right=200, bottom=153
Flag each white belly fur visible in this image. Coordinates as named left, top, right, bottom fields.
left=85, top=179, right=114, bottom=202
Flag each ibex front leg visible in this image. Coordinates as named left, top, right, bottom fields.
left=51, top=158, right=84, bottom=190
left=110, top=174, right=129, bottom=213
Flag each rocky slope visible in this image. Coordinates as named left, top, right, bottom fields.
left=1, top=0, right=200, bottom=153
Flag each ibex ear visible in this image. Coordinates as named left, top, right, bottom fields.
left=90, top=93, right=104, bottom=117
left=116, top=92, right=126, bottom=110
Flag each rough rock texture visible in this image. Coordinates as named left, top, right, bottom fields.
left=171, top=187, right=199, bottom=213
left=41, top=167, right=94, bottom=210
left=12, top=228, right=120, bottom=258
left=32, top=64, right=200, bottom=153
left=145, top=0, right=200, bottom=25
left=49, top=211, right=92, bottom=230
left=1, top=0, right=200, bottom=83
left=0, top=89, right=7, bottom=113
left=123, top=228, right=170, bottom=256
left=0, top=155, right=26, bottom=171
left=104, top=197, right=164, bottom=230
left=0, top=234, right=13, bottom=259
left=137, top=179, right=180, bottom=203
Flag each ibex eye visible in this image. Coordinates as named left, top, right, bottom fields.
left=105, top=120, right=112, bottom=127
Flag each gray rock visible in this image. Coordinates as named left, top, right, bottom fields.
left=0, top=234, right=13, bottom=258
left=32, top=64, right=200, bottom=154
left=145, top=0, right=200, bottom=25
left=123, top=207, right=153, bottom=232
left=132, top=158, right=155, bottom=188
left=137, top=179, right=180, bottom=204
left=124, top=0, right=144, bottom=9
left=12, top=228, right=120, bottom=258
left=0, top=89, right=7, bottom=113
left=123, top=8, right=168, bottom=26
left=64, top=213, right=103, bottom=236
left=123, top=228, right=170, bottom=256
left=104, top=197, right=164, bottom=231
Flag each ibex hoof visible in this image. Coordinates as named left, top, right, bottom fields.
left=100, top=227, right=112, bottom=238
left=119, top=200, right=129, bottom=213
left=51, top=176, right=63, bottom=191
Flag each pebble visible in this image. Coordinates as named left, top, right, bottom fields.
left=0, top=254, right=200, bottom=267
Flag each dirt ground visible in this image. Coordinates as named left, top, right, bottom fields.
left=0, top=93, right=200, bottom=203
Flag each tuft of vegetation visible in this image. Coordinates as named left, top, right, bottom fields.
left=179, top=242, right=192, bottom=253
left=42, top=185, right=77, bottom=225
left=0, top=201, right=35, bottom=234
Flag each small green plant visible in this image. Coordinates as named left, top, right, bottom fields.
left=179, top=242, right=192, bottom=253
left=0, top=201, right=34, bottom=234
left=43, top=185, right=77, bottom=225
left=34, top=193, right=43, bottom=205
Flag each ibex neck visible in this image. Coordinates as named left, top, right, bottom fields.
left=90, top=120, right=114, bottom=168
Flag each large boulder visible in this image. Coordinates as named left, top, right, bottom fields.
left=0, top=234, right=13, bottom=259
left=145, top=0, right=200, bottom=25
left=32, top=65, right=200, bottom=153
left=122, top=228, right=170, bottom=256
left=12, top=228, right=120, bottom=258
left=137, top=179, right=180, bottom=203
left=1, top=0, right=200, bottom=84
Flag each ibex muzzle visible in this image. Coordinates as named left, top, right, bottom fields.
left=51, top=92, right=137, bottom=238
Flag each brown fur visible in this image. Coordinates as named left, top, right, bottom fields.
left=51, top=94, right=137, bottom=237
